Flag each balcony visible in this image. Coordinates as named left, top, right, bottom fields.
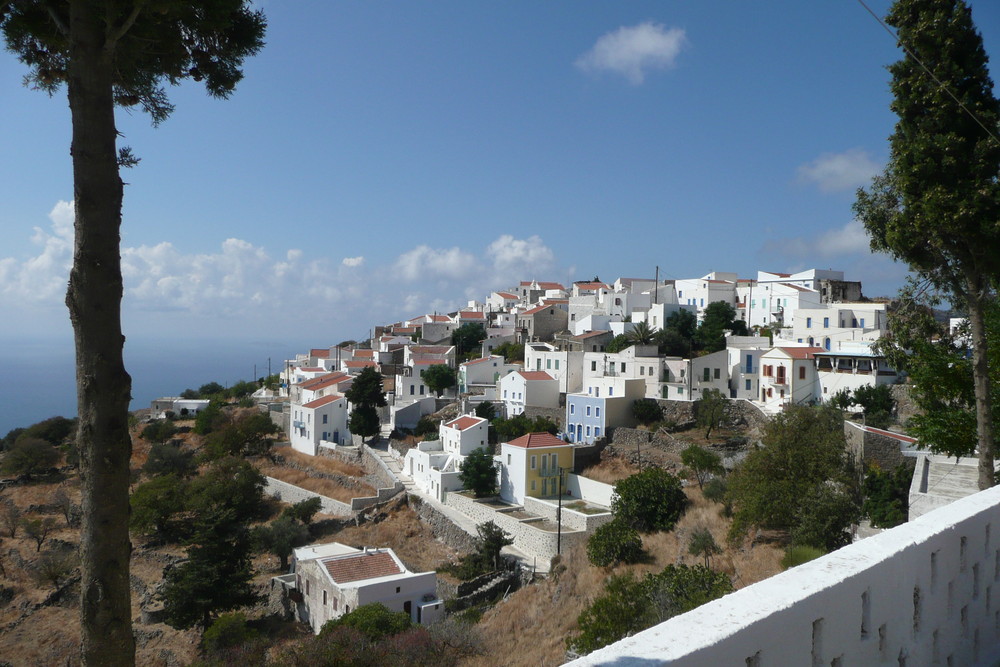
left=293, top=420, right=305, bottom=429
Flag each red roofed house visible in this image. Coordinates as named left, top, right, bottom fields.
left=290, top=393, right=350, bottom=455
left=516, top=303, right=569, bottom=343
left=498, top=370, right=560, bottom=417
left=403, top=414, right=490, bottom=501
left=496, top=432, right=575, bottom=504
left=759, top=346, right=825, bottom=412
left=458, top=355, right=518, bottom=392
left=289, top=542, right=443, bottom=634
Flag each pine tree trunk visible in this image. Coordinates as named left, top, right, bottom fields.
left=67, top=2, right=136, bottom=664
left=965, top=278, right=996, bottom=490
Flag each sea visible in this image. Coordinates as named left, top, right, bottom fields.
left=0, top=334, right=313, bottom=436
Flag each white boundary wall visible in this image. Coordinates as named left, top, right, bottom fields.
left=570, top=485, right=1000, bottom=666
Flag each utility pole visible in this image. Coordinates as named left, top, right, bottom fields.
left=556, top=468, right=564, bottom=555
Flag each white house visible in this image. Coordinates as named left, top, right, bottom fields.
left=499, top=370, right=560, bottom=417
left=524, top=342, right=584, bottom=394
left=458, top=355, right=517, bottom=393
left=582, top=345, right=662, bottom=398
left=290, top=542, right=443, bottom=634
left=290, top=394, right=351, bottom=455
left=689, top=349, right=733, bottom=401
left=726, top=336, right=772, bottom=400
left=815, top=344, right=898, bottom=401
left=404, top=414, right=490, bottom=501
left=784, top=303, right=887, bottom=350
left=759, top=346, right=824, bottom=411
left=675, top=272, right=738, bottom=321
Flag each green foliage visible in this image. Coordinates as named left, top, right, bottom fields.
left=445, top=521, right=513, bottom=579
left=611, top=467, right=686, bottom=533
left=863, top=464, right=910, bottom=529
left=189, top=457, right=267, bottom=521
left=790, top=484, right=861, bottom=552
left=492, top=341, right=524, bottom=363
left=160, top=508, right=261, bottom=629
left=726, top=406, right=859, bottom=545
left=282, top=496, right=322, bottom=525
left=492, top=414, right=558, bottom=443
left=228, top=380, right=258, bottom=398
left=254, top=515, right=310, bottom=570
left=568, top=566, right=732, bottom=655
left=17, top=416, right=76, bottom=447
left=21, top=516, right=57, bottom=551
left=413, top=416, right=439, bottom=439
left=666, top=309, right=698, bottom=342
left=33, top=548, right=79, bottom=589
left=142, top=419, right=177, bottom=445
left=201, top=411, right=279, bottom=460
left=324, top=602, right=412, bottom=641
left=688, top=527, right=722, bottom=567
left=180, top=388, right=200, bottom=400
left=1, top=437, right=61, bottom=477
left=143, top=443, right=196, bottom=478
left=459, top=447, right=498, bottom=498
left=130, top=474, right=189, bottom=540
left=422, top=364, right=457, bottom=397
left=1, top=427, right=25, bottom=452
left=631, top=399, right=661, bottom=427
left=702, top=477, right=728, bottom=505
left=194, top=401, right=227, bottom=435
left=828, top=388, right=853, bottom=411
left=694, top=388, right=727, bottom=439
left=202, top=612, right=258, bottom=654
left=345, top=367, right=387, bottom=408
left=781, top=545, right=825, bottom=570
left=349, top=404, right=381, bottom=444
left=452, top=323, right=487, bottom=361
left=854, top=0, right=1000, bottom=487
left=586, top=519, right=644, bottom=567
left=198, top=382, right=226, bottom=397
left=625, top=321, right=656, bottom=345
left=696, top=301, right=740, bottom=353
left=680, top=445, right=724, bottom=489
left=474, top=401, right=496, bottom=421
left=655, top=327, right=692, bottom=358
left=604, top=334, right=632, bottom=354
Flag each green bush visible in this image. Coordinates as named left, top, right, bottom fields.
left=586, top=519, right=644, bottom=567
left=611, top=467, right=687, bottom=532
left=323, top=603, right=411, bottom=641
left=781, top=545, right=825, bottom=569
left=202, top=612, right=258, bottom=653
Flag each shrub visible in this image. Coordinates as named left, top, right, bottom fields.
left=631, top=399, right=661, bottom=426
left=781, top=545, right=825, bottom=569
left=323, top=602, right=411, bottom=641
left=586, top=520, right=644, bottom=567
left=612, top=467, right=687, bottom=532
left=1, top=437, right=61, bottom=477
left=202, top=612, right=258, bottom=653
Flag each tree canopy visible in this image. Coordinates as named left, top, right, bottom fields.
left=452, top=323, right=487, bottom=361
left=854, top=0, right=1000, bottom=489
left=422, top=364, right=457, bottom=397
left=459, top=447, right=499, bottom=497
left=611, top=467, right=686, bottom=532
left=345, top=367, right=387, bottom=408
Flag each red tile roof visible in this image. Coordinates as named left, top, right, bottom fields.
left=520, top=281, right=565, bottom=290
left=518, top=371, right=554, bottom=381
left=345, top=360, right=377, bottom=368
left=323, top=551, right=402, bottom=584
left=576, top=330, right=610, bottom=339
left=507, top=432, right=570, bottom=449
left=463, top=356, right=497, bottom=366
left=310, top=349, right=330, bottom=358
left=444, top=415, right=485, bottom=431
left=459, top=311, right=486, bottom=319
left=300, top=372, right=351, bottom=390
left=355, top=350, right=375, bottom=358
left=779, top=282, right=815, bottom=292
left=521, top=304, right=558, bottom=316
left=303, top=394, right=344, bottom=409
left=575, top=282, right=609, bottom=290
left=299, top=366, right=326, bottom=372
left=496, top=291, right=519, bottom=299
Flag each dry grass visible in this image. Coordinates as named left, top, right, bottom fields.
left=272, top=445, right=367, bottom=478
left=462, top=485, right=784, bottom=666
left=579, top=457, right=639, bottom=485
left=258, top=465, right=375, bottom=503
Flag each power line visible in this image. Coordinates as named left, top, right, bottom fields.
left=855, top=0, right=1000, bottom=148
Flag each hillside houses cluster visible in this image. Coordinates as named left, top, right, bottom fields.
left=281, top=268, right=897, bottom=452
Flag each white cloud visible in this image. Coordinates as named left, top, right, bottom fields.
left=342, top=256, right=364, bottom=267
left=0, top=204, right=568, bottom=338
left=762, top=220, right=872, bottom=261
left=576, top=22, right=687, bottom=85
left=797, top=148, right=881, bottom=193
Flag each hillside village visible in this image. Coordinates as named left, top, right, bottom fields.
left=0, top=267, right=980, bottom=665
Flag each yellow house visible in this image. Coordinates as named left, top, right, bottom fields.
left=497, top=432, right=575, bottom=504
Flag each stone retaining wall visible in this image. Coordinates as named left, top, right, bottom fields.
left=445, top=492, right=588, bottom=561
left=524, top=406, right=565, bottom=430
left=522, top=495, right=613, bottom=533
left=264, top=477, right=353, bottom=516
left=409, top=495, right=478, bottom=553
left=844, top=422, right=917, bottom=474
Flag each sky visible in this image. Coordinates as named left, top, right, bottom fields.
left=2, top=1, right=999, bottom=429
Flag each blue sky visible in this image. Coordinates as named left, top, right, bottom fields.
left=2, top=0, right=999, bottom=351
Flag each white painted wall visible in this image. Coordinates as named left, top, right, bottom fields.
left=570, top=484, right=1000, bottom=667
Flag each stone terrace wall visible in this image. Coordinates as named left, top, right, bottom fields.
left=524, top=406, right=565, bottom=430
left=522, top=495, right=613, bottom=533
left=445, top=492, right=587, bottom=561
left=264, top=477, right=353, bottom=516
left=409, top=495, right=478, bottom=553
left=844, top=421, right=917, bottom=473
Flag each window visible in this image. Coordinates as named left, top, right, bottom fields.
left=507, top=454, right=511, bottom=464
left=860, top=318, right=866, bottom=328
left=531, top=480, right=536, bottom=491
left=608, top=387, right=613, bottom=396
left=323, top=590, right=327, bottom=605
left=595, top=407, right=601, bottom=417
left=823, top=317, right=829, bottom=328
left=700, top=298, right=704, bottom=306
left=555, top=360, right=560, bottom=369
left=852, top=318, right=858, bottom=328
left=806, top=317, right=812, bottom=328
left=745, top=379, right=752, bottom=390
left=586, top=406, right=591, bottom=416
left=419, top=385, right=425, bottom=395
left=595, top=427, right=601, bottom=437
left=595, top=387, right=600, bottom=397
left=714, top=368, right=721, bottom=379
left=551, top=453, right=558, bottom=469
left=621, top=362, right=625, bottom=372
left=585, top=426, right=591, bottom=437
left=570, top=404, right=575, bottom=414
left=703, top=368, right=711, bottom=382
left=591, top=361, right=597, bottom=371
left=546, top=359, right=551, bottom=369
left=677, top=387, right=684, bottom=395
left=531, top=455, right=536, bottom=469
left=799, top=366, right=806, bottom=380
left=745, top=354, right=753, bottom=373
left=322, top=414, right=328, bottom=424
left=640, top=366, right=645, bottom=376
left=536, top=359, right=542, bottom=370
left=503, top=389, right=508, bottom=398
